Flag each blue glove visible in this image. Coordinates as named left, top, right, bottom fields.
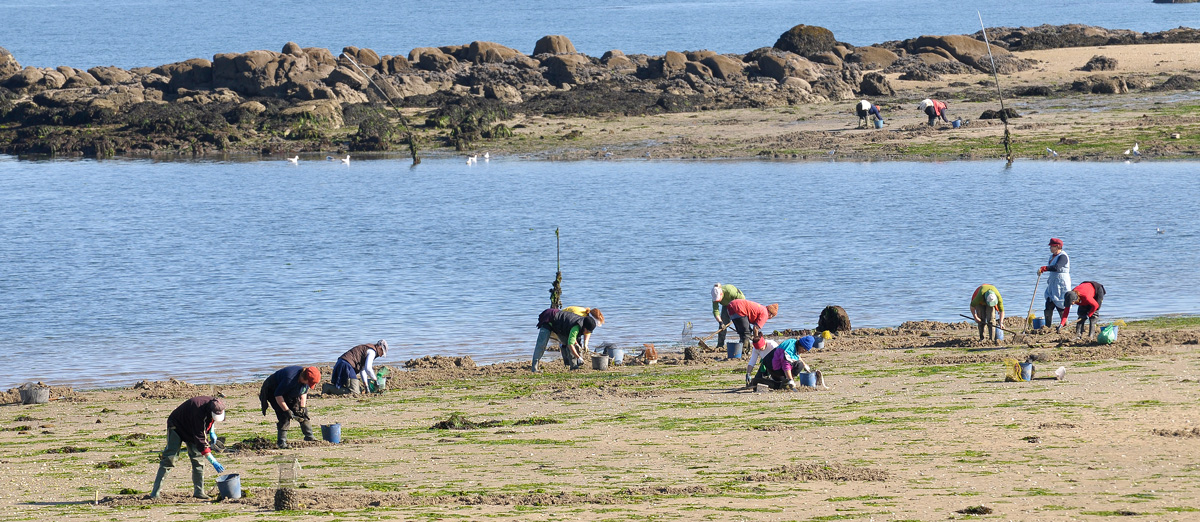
left=208, top=431, right=217, bottom=446
left=205, top=453, right=225, bottom=473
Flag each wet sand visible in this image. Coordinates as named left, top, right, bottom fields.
left=3, top=318, right=1200, bottom=521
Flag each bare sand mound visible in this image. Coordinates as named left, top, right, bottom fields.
left=744, top=462, right=890, bottom=482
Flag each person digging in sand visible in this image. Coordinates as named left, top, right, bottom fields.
left=749, top=335, right=824, bottom=390
left=1040, top=237, right=1072, bottom=332
left=1064, top=281, right=1106, bottom=338
left=918, top=98, right=949, bottom=126
left=150, top=396, right=226, bottom=499
left=259, top=365, right=320, bottom=449
left=855, top=100, right=884, bottom=128
left=970, top=284, right=1005, bottom=341
left=531, top=307, right=604, bottom=372
left=711, top=283, right=745, bottom=349
left=744, top=331, right=826, bottom=386
left=726, top=298, right=778, bottom=356
left=325, top=339, right=388, bottom=395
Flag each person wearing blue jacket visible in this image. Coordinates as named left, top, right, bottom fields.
left=856, top=100, right=884, bottom=128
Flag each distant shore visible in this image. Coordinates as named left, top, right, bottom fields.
left=1, top=24, right=1198, bottom=161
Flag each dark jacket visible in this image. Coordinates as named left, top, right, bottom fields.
left=549, top=309, right=587, bottom=340
left=167, top=396, right=218, bottom=456
left=339, top=344, right=379, bottom=373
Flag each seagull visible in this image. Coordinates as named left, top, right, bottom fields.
left=1157, top=228, right=1165, bottom=234
left=287, top=156, right=299, bottom=164
left=1046, top=147, right=1058, bottom=157
left=483, top=152, right=490, bottom=160
left=340, top=155, right=350, bottom=165
left=468, top=154, right=478, bottom=163
left=1124, top=142, right=1140, bottom=156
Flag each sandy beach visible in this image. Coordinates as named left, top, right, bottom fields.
left=3, top=317, right=1199, bottom=521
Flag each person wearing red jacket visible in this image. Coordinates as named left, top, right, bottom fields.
left=1064, top=281, right=1106, bottom=337
left=726, top=299, right=779, bottom=356
left=150, top=396, right=226, bottom=499
left=918, top=98, right=949, bottom=126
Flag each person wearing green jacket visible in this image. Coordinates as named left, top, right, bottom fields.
left=711, top=283, right=745, bottom=349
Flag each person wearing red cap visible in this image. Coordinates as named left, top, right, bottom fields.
left=1064, top=281, right=1106, bottom=337
left=259, top=365, right=321, bottom=448
left=726, top=299, right=779, bottom=357
left=1038, top=238, right=1071, bottom=331
left=150, top=396, right=226, bottom=499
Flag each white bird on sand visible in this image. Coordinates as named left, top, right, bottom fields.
left=287, top=156, right=299, bottom=164
left=1124, top=142, right=1140, bottom=156
left=340, top=155, right=350, bottom=165
left=1046, top=147, right=1058, bottom=157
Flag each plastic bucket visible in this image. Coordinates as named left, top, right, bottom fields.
left=797, top=372, right=818, bottom=387
left=995, top=329, right=1005, bottom=340
left=607, top=347, right=625, bottom=365
left=952, top=119, right=962, bottom=128
left=1032, top=318, right=1046, bottom=330
left=591, top=355, right=610, bottom=371
left=873, top=119, right=883, bottom=129
left=374, top=376, right=386, bottom=390
left=19, top=387, right=49, bottom=405
left=215, top=473, right=241, bottom=500
left=726, top=341, right=742, bottom=359
left=321, top=423, right=342, bottom=444
left=1020, top=362, right=1034, bottom=382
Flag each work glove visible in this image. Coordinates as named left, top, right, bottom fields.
left=295, top=407, right=310, bottom=421
left=1039, top=266, right=1048, bottom=274
left=205, top=453, right=225, bottom=473
left=785, top=380, right=796, bottom=390
left=283, top=410, right=296, bottom=421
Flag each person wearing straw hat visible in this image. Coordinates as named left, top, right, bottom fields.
left=1064, top=281, right=1106, bottom=338
left=150, top=396, right=226, bottom=499
left=1039, top=238, right=1072, bottom=332
left=711, top=283, right=746, bottom=349
left=325, top=340, right=388, bottom=395
left=970, top=284, right=1005, bottom=341
left=259, top=366, right=321, bottom=449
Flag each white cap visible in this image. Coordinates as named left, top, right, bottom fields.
left=985, top=291, right=998, bottom=307
left=711, top=284, right=723, bottom=302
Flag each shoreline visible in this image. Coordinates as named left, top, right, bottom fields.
left=2, top=316, right=1199, bottom=520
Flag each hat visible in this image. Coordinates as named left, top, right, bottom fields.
left=766, top=303, right=779, bottom=318
left=375, top=339, right=388, bottom=357
left=985, top=291, right=998, bottom=307
left=711, top=284, right=723, bottom=302
left=301, top=366, right=321, bottom=385
left=753, top=337, right=766, bottom=350
left=1049, top=237, right=1063, bottom=247
left=582, top=316, right=598, bottom=331
left=798, top=336, right=815, bottom=352
left=209, top=398, right=226, bottom=422
left=1064, top=291, right=1078, bottom=305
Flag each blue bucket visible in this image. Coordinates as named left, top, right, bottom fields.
left=1020, top=362, right=1034, bottom=382
left=873, top=119, right=883, bottom=129
left=952, top=119, right=962, bottom=128
left=797, top=372, right=818, bottom=387
left=1032, top=318, right=1046, bottom=329
left=607, top=346, right=625, bottom=365
left=215, top=473, right=241, bottom=500
left=726, top=341, right=742, bottom=359
left=321, top=423, right=341, bottom=444
left=995, top=329, right=1004, bottom=341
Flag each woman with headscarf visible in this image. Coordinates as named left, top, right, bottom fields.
left=531, top=307, right=604, bottom=372
left=150, top=396, right=226, bottom=499
left=1039, top=238, right=1071, bottom=331
left=259, top=365, right=321, bottom=449
left=326, top=340, right=388, bottom=395
left=970, top=284, right=1005, bottom=341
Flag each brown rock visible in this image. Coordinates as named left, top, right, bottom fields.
left=910, top=35, right=1025, bottom=73
left=774, top=24, right=837, bottom=57
left=342, top=46, right=381, bottom=67
left=685, top=50, right=718, bottom=62
left=533, top=35, right=577, bottom=55
left=685, top=61, right=712, bottom=78
left=154, top=58, right=213, bottom=90
left=5, top=67, right=44, bottom=90
left=408, top=47, right=442, bottom=62
left=700, top=55, right=744, bottom=81
left=64, top=71, right=101, bottom=88
left=859, top=72, right=895, bottom=96
left=324, top=66, right=369, bottom=90
left=809, top=51, right=842, bottom=67
left=1080, top=55, right=1118, bottom=71
left=0, top=46, right=19, bottom=80
left=541, top=54, right=590, bottom=86
left=466, top=41, right=523, bottom=64
left=757, top=53, right=821, bottom=82
left=845, top=46, right=898, bottom=70
left=282, top=42, right=304, bottom=57
left=484, top=83, right=523, bottom=103
left=648, top=51, right=688, bottom=78
left=604, top=55, right=635, bottom=72
left=304, top=47, right=337, bottom=67
left=417, top=50, right=457, bottom=72
left=438, top=44, right=469, bottom=60
left=239, top=100, right=267, bottom=114
left=88, top=66, right=133, bottom=85
left=379, top=55, right=411, bottom=74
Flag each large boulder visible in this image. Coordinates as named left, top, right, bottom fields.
left=533, top=35, right=577, bottom=55
left=756, top=53, right=821, bottom=83
left=541, top=54, right=590, bottom=86
left=810, top=76, right=855, bottom=100
left=415, top=50, right=457, bottom=72
left=88, top=66, right=134, bottom=85
left=700, top=55, right=744, bottom=81
left=773, top=24, right=837, bottom=58
left=324, top=66, right=369, bottom=91
left=378, top=55, right=412, bottom=74
left=1080, top=54, right=1117, bottom=71
left=909, top=35, right=1028, bottom=73
left=154, top=58, right=213, bottom=90
left=858, top=72, right=895, bottom=96
left=845, top=46, right=898, bottom=70
left=282, top=42, right=304, bottom=57
left=466, top=41, right=524, bottom=64
left=647, top=51, right=688, bottom=79
left=1071, top=75, right=1128, bottom=94
left=684, top=61, right=713, bottom=79
left=601, top=50, right=636, bottom=73
left=0, top=46, right=19, bottom=81
left=304, top=47, right=337, bottom=67
left=3, top=67, right=45, bottom=91
left=342, top=46, right=381, bottom=68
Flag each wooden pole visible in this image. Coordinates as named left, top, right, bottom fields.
left=978, top=12, right=1014, bottom=164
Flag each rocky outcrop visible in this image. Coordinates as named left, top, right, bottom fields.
left=700, top=55, right=744, bottom=80
left=756, top=52, right=821, bottom=83
left=1080, top=55, right=1117, bottom=71
left=1071, top=75, right=1128, bottom=94
left=0, top=47, right=20, bottom=81
left=858, top=72, right=894, bottom=96
left=901, top=35, right=1032, bottom=74
left=845, top=47, right=898, bottom=70
left=774, top=24, right=838, bottom=58
left=542, top=54, right=591, bottom=86
left=465, top=41, right=524, bottom=64
left=533, top=35, right=577, bottom=56
left=154, top=58, right=213, bottom=91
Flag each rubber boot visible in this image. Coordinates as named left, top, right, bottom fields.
left=149, top=466, right=168, bottom=498
left=300, top=420, right=316, bottom=442
left=530, top=360, right=539, bottom=373
left=191, top=463, right=208, bottom=499
left=277, top=427, right=289, bottom=449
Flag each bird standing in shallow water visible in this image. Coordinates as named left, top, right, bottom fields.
left=340, top=155, right=350, bottom=165
left=1046, top=147, right=1058, bottom=157
left=287, top=156, right=299, bottom=164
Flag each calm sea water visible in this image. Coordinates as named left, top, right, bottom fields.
left=1, top=155, right=1197, bottom=389
left=2, top=0, right=1198, bottom=69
